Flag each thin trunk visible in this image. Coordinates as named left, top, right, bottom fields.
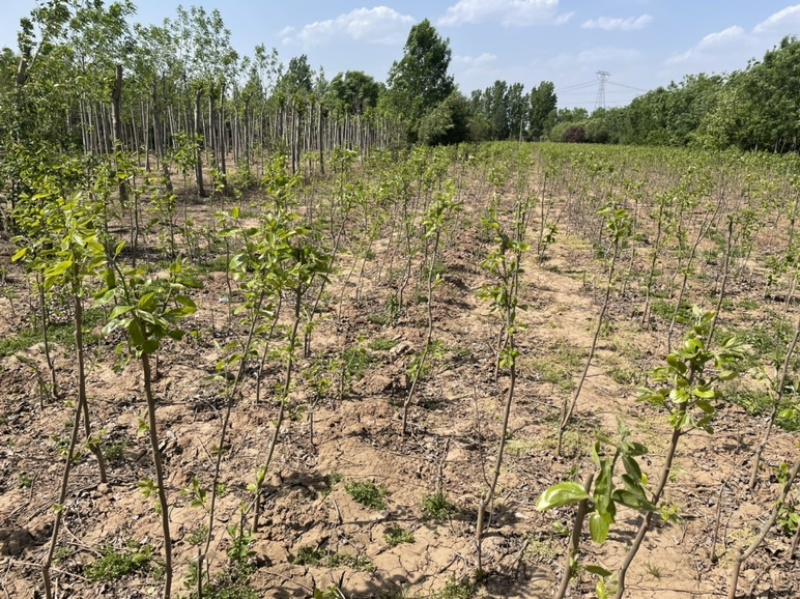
left=75, top=290, right=107, bottom=483
left=142, top=352, right=173, bottom=599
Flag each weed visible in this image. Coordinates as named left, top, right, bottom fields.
left=290, top=547, right=375, bottom=571
left=84, top=542, right=152, bottom=582
left=187, top=524, right=209, bottom=546
left=729, top=389, right=800, bottom=432
left=650, top=299, right=691, bottom=323
left=605, top=362, right=640, bottom=386
left=646, top=562, right=663, bottom=579
left=431, top=575, right=474, bottom=599
left=526, top=537, right=560, bottom=563
left=53, top=546, right=73, bottom=564
left=344, top=480, right=387, bottom=510
left=368, top=337, right=399, bottom=351
left=421, top=491, right=458, bottom=521
left=18, top=471, right=33, bottom=488
left=105, top=441, right=126, bottom=464
left=340, top=347, right=373, bottom=386
left=777, top=504, right=799, bottom=536
left=384, top=524, right=415, bottom=547
left=0, top=307, right=105, bottom=358
left=506, top=438, right=536, bottom=457
left=521, top=339, right=586, bottom=395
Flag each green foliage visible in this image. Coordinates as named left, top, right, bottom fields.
left=729, top=389, right=800, bottom=432
left=384, top=524, right=415, bottom=547
left=290, top=547, right=375, bottom=571
left=344, top=480, right=387, bottom=510
left=368, top=337, right=399, bottom=351
left=100, top=258, right=200, bottom=357
left=431, top=576, right=474, bottom=599
left=84, top=542, right=152, bottom=582
left=0, top=307, right=106, bottom=358
left=421, top=491, right=458, bottom=521
left=538, top=420, right=654, bottom=545
left=639, top=307, right=745, bottom=434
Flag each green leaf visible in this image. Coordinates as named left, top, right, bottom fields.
left=692, top=386, right=715, bottom=399
left=612, top=489, right=656, bottom=512
left=109, top=305, right=134, bottom=321
left=586, top=565, right=613, bottom=577
left=666, top=354, right=686, bottom=374
left=589, top=512, right=610, bottom=544
left=11, top=247, right=28, bottom=262
left=536, top=482, right=589, bottom=511
left=138, top=292, right=157, bottom=312
left=622, top=456, right=643, bottom=482
left=142, top=338, right=160, bottom=355
left=128, top=319, right=145, bottom=347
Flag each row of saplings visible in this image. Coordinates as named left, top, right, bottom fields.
left=8, top=159, right=800, bottom=599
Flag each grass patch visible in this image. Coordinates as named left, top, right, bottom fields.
left=421, top=491, right=458, bottom=521
left=368, top=337, right=399, bottom=351
left=431, top=575, right=474, bottom=599
left=344, top=479, right=387, bottom=510
left=520, top=339, right=587, bottom=394
left=649, top=298, right=692, bottom=323
left=340, top=347, right=373, bottom=381
left=0, top=307, right=105, bottom=359
left=384, top=524, right=415, bottom=547
left=84, top=542, right=151, bottom=582
left=729, top=389, right=800, bottom=432
left=289, top=547, right=375, bottom=572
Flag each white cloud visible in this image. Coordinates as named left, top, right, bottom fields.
left=280, top=7, right=415, bottom=47
left=665, top=25, right=750, bottom=65
left=453, top=52, right=498, bottom=67
left=697, top=25, right=746, bottom=50
left=582, top=14, right=653, bottom=31
left=754, top=4, right=800, bottom=34
left=439, top=0, right=572, bottom=28
left=665, top=4, right=800, bottom=70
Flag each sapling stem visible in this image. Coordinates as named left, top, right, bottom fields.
left=614, top=406, right=685, bottom=599
left=401, top=227, right=438, bottom=437
left=748, top=312, right=800, bottom=489
left=553, top=472, right=594, bottom=599
left=558, top=233, right=620, bottom=456
left=707, top=218, right=733, bottom=345
left=641, top=202, right=665, bottom=328
left=252, top=289, right=302, bottom=531
left=203, top=292, right=263, bottom=569
left=141, top=351, right=173, bottom=599
left=37, top=275, right=58, bottom=400
left=667, top=203, right=719, bottom=353
left=727, top=456, right=800, bottom=599
left=75, top=290, right=108, bottom=484
left=475, top=333, right=518, bottom=575
left=41, top=394, right=83, bottom=599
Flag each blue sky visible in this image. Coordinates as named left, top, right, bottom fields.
left=2, top=1, right=800, bottom=109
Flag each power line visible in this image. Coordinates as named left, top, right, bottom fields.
left=556, top=80, right=598, bottom=92
left=606, top=81, right=648, bottom=93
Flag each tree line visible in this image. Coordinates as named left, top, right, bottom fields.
left=550, top=36, right=800, bottom=153
left=2, top=0, right=798, bottom=196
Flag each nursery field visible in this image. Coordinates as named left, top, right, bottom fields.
left=1, top=142, right=800, bottom=599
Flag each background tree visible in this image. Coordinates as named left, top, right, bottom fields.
left=528, top=81, right=557, bottom=140
left=387, top=19, right=455, bottom=141
left=328, top=70, right=382, bottom=115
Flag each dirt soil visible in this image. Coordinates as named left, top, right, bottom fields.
left=1, top=181, right=798, bottom=599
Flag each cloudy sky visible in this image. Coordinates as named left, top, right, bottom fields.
left=2, top=0, right=800, bottom=108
